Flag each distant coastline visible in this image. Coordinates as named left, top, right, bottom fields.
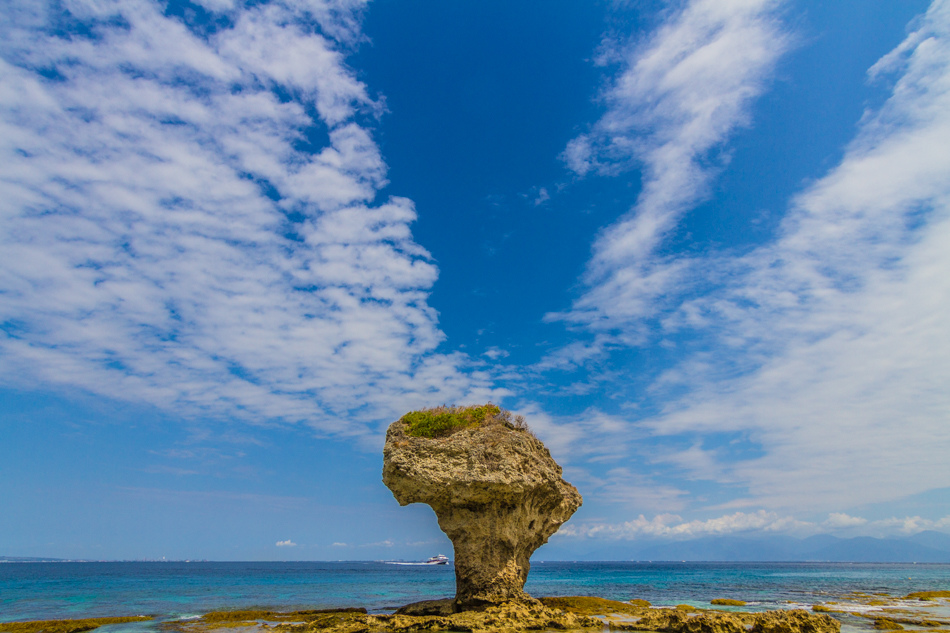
left=6, top=530, right=950, bottom=564
left=0, top=557, right=210, bottom=563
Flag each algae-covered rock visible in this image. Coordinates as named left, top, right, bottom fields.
left=382, top=405, right=581, bottom=608
left=538, top=596, right=648, bottom=616
left=610, top=609, right=748, bottom=633
left=0, top=617, right=152, bottom=633
left=711, top=599, right=747, bottom=606
left=751, top=609, right=840, bottom=633
left=170, top=609, right=370, bottom=633
left=274, top=602, right=599, bottom=633
left=448, top=601, right=600, bottom=632
left=394, top=599, right=457, bottom=617
left=607, top=610, right=837, bottom=633
left=905, top=592, right=950, bottom=600
left=874, top=619, right=905, bottom=630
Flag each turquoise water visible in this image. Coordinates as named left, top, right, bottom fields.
left=1, top=561, right=948, bottom=625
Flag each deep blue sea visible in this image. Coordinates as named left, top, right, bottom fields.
left=2, top=561, right=949, bottom=628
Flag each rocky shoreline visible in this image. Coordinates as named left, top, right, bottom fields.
left=141, top=598, right=847, bottom=633
left=5, top=590, right=950, bottom=633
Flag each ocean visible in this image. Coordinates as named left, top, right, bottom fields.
left=2, top=561, right=949, bottom=629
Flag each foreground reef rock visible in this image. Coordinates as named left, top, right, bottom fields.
left=0, top=617, right=152, bottom=633
left=165, top=599, right=843, bottom=633
left=382, top=404, right=582, bottom=608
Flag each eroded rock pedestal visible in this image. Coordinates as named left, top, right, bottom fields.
left=382, top=417, right=581, bottom=609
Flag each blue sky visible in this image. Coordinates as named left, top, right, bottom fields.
left=2, top=0, right=949, bottom=561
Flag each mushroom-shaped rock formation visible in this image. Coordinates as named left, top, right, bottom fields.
left=382, top=405, right=582, bottom=610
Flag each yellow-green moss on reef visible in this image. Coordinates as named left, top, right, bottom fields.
left=0, top=617, right=152, bottom=633
left=271, top=601, right=599, bottom=633
left=103, top=600, right=844, bottom=633
left=874, top=619, right=905, bottom=630
left=607, top=607, right=840, bottom=633
left=906, top=592, right=950, bottom=600
left=711, top=599, right=747, bottom=606
left=200, top=609, right=366, bottom=623
left=537, top=596, right=647, bottom=616
left=165, top=609, right=367, bottom=632
left=400, top=404, right=529, bottom=439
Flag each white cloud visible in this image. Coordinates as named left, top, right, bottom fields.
left=276, top=539, right=297, bottom=547
left=0, top=0, right=497, bottom=434
left=533, top=187, right=550, bottom=206
left=561, top=511, right=950, bottom=541
left=552, top=0, right=791, bottom=329
left=869, top=515, right=950, bottom=535
left=824, top=513, right=868, bottom=529
left=632, top=0, right=950, bottom=511
left=520, top=405, right=638, bottom=466
left=568, top=510, right=811, bottom=540
left=533, top=0, right=950, bottom=520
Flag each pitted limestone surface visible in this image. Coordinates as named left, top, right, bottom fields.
left=382, top=415, right=581, bottom=609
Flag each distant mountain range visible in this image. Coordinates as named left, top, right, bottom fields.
left=571, top=530, right=950, bottom=562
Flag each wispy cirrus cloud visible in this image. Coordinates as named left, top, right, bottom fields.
left=0, top=0, right=497, bottom=435
left=561, top=509, right=809, bottom=540
left=533, top=0, right=950, bottom=522
left=643, top=0, right=950, bottom=511
left=554, top=0, right=791, bottom=331
left=561, top=511, right=950, bottom=541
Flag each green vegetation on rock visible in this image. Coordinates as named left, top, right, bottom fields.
left=874, top=619, right=905, bottom=630
left=165, top=609, right=368, bottom=632
left=538, top=596, right=647, bottom=616
left=274, top=601, right=599, bottom=633
left=606, top=607, right=839, bottom=633
left=712, top=599, right=748, bottom=606
left=401, top=404, right=529, bottom=438
left=199, top=608, right=365, bottom=623
left=906, top=592, right=950, bottom=600
left=0, top=617, right=152, bottom=633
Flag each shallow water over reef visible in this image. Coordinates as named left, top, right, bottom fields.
left=2, top=561, right=948, bottom=629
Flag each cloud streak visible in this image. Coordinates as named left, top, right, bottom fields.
left=532, top=0, right=950, bottom=523
left=562, top=511, right=950, bottom=540
left=562, top=510, right=808, bottom=540
left=555, top=0, right=790, bottom=330
left=644, top=0, right=950, bottom=511
left=0, top=0, right=496, bottom=434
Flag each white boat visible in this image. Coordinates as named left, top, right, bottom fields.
left=386, top=554, right=450, bottom=566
